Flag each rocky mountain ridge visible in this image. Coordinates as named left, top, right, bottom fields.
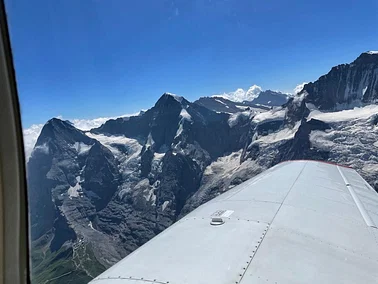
left=300, top=51, right=378, bottom=110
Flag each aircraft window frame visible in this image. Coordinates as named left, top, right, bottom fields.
left=0, top=0, right=30, bottom=283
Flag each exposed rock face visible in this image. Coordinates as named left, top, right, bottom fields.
left=28, top=118, right=96, bottom=241
left=28, top=93, right=252, bottom=283
left=301, top=52, right=378, bottom=110
left=28, top=53, right=378, bottom=283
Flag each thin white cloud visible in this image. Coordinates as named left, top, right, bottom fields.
left=70, top=116, right=127, bottom=131
left=214, top=84, right=263, bottom=102
left=23, top=123, right=44, bottom=162
left=294, top=82, right=307, bottom=94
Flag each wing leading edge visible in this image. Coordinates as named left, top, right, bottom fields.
left=89, top=160, right=378, bottom=284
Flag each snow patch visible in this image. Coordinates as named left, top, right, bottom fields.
left=175, top=123, right=184, bottom=138
left=308, top=105, right=378, bottom=123
left=235, top=105, right=249, bottom=110
left=214, top=99, right=227, bottom=105
left=175, top=109, right=192, bottom=138
left=134, top=179, right=152, bottom=200
left=86, top=132, right=143, bottom=197
left=255, top=121, right=301, bottom=144
left=366, top=51, right=378, bottom=55
left=309, top=113, right=378, bottom=169
left=146, top=133, right=155, bottom=148
left=145, top=187, right=156, bottom=203
left=68, top=176, right=81, bottom=199
left=228, top=111, right=251, bottom=128
left=309, top=131, right=336, bottom=151
left=204, top=151, right=242, bottom=177
left=153, top=152, right=165, bottom=160
left=362, top=86, right=368, bottom=96
left=88, top=221, right=95, bottom=230
left=162, top=201, right=169, bottom=211
left=86, top=133, right=141, bottom=155
left=180, top=108, right=192, bottom=121
left=151, top=152, right=165, bottom=174
left=362, top=163, right=378, bottom=173
left=252, top=108, right=286, bottom=124
left=72, top=142, right=93, bottom=155
left=305, top=103, right=318, bottom=111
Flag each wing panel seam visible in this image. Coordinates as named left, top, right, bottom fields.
left=236, top=224, right=270, bottom=284
left=91, top=276, right=167, bottom=283
left=268, top=161, right=307, bottom=224
left=337, top=166, right=377, bottom=228
left=239, top=161, right=307, bottom=284
left=275, top=226, right=378, bottom=262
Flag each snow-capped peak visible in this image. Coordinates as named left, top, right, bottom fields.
left=164, top=92, right=183, bottom=103
left=213, top=84, right=262, bottom=102
left=23, top=112, right=140, bottom=162
left=365, top=51, right=378, bottom=55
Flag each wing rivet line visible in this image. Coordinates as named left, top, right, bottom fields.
left=235, top=224, right=272, bottom=284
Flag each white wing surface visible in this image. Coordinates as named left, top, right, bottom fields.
left=89, top=160, right=378, bottom=284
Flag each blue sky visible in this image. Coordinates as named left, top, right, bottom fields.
left=5, top=0, right=378, bottom=127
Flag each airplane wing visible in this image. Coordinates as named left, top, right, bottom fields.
left=89, top=160, right=378, bottom=284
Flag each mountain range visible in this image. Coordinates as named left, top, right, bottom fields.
left=27, top=51, right=378, bottom=283
left=194, top=89, right=289, bottom=114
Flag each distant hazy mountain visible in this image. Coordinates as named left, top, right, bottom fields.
left=195, top=89, right=290, bottom=114
left=250, top=90, right=290, bottom=106
left=194, top=96, right=270, bottom=114
left=28, top=52, right=378, bottom=283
